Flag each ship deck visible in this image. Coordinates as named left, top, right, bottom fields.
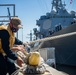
left=17, top=64, right=72, bottom=75
left=7, top=62, right=76, bottom=75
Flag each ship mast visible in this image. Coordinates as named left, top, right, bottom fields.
left=51, top=0, right=65, bottom=12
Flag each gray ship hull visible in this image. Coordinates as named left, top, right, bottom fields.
left=39, top=23, right=76, bottom=66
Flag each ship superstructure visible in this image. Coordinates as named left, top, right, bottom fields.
left=33, top=0, right=76, bottom=39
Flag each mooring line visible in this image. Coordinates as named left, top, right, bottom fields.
left=29, top=31, right=76, bottom=44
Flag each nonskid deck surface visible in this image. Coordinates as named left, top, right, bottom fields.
left=7, top=63, right=68, bottom=75
left=7, top=63, right=76, bottom=75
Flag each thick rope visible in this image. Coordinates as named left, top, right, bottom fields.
left=11, top=65, right=27, bottom=75
left=29, top=31, right=76, bottom=44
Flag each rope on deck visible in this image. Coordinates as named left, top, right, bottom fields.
left=11, top=65, right=27, bottom=75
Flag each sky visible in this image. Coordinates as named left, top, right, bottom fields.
left=0, top=0, right=76, bottom=42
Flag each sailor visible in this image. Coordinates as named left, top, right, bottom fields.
left=0, top=17, right=25, bottom=75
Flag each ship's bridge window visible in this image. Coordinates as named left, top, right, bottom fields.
left=71, top=21, right=76, bottom=24
left=55, top=24, right=62, bottom=32
left=48, top=29, right=55, bottom=35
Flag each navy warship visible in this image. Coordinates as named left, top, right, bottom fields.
left=33, top=0, right=76, bottom=66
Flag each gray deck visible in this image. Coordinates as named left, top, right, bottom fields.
left=7, top=63, right=76, bottom=75
left=17, top=64, right=68, bottom=75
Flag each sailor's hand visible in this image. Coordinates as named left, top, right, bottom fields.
left=17, top=56, right=24, bottom=67
left=12, top=45, right=26, bottom=52
left=18, top=45, right=25, bottom=51
left=11, top=45, right=22, bottom=52
left=18, top=45, right=27, bottom=53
